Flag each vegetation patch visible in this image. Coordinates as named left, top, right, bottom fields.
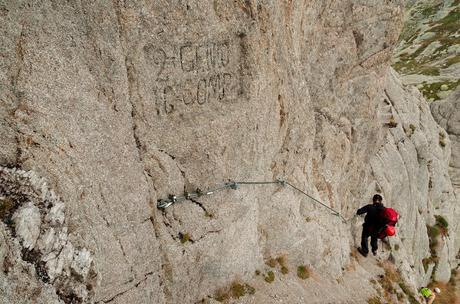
left=407, top=124, right=416, bottom=137
left=377, top=261, right=418, bottom=304
left=420, top=66, right=440, bottom=76
left=392, top=2, right=460, bottom=101
left=367, top=296, right=382, bottom=304
left=427, top=224, right=440, bottom=260
left=422, top=257, right=438, bottom=272
left=266, top=258, right=277, bottom=268
left=214, top=281, right=256, bottom=302
left=427, top=280, right=459, bottom=304
left=435, top=215, right=448, bottom=235
left=204, top=211, right=214, bottom=218
left=276, top=256, right=289, bottom=275
left=446, top=55, right=460, bottom=66
left=425, top=216, right=449, bottom=280
left=179, top=232, right=191, bottom=244
left=398, top=281, right=418, bottom=304
left=264, top=271, right=275, bottom=283
left=418, top=80, right=460, bottom=101
left=420, top=4, right=442, bottom=18
left=439, top=132, right=447, bottom=147
left=297, top=265, right=310, bottom=280
left=387, top=116, right=398, bottom=128
left=265, top=255, right=289, bottom=274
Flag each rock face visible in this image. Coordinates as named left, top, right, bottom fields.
left=373, top=69, right=460, bottom=286
left=0, top=1, right=459, bottom=303
left=432, top=88, right=460, bottom=189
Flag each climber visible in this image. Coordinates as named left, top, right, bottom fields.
left=356, top=194, right=385, bottom=257
left=420, top=287, right=441, bottom=304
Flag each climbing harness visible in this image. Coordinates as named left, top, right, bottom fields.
left=157, top=178, right=349, bottom=222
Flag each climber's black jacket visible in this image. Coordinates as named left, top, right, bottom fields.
left=357, top=203, right=385, bottom=231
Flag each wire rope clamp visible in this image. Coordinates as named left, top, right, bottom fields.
left=157, top=199, right=173, bottom=209
left=276, top=178, right=286, bottom=187
left=226, top=181, right=239, bottom=190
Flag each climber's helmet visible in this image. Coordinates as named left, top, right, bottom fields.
left=434, top=287, right=441, bottom=294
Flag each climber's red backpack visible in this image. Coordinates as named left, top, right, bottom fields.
left=378, top=207, right=399, bottom=239
left=382, top=207, right=399, bottom=226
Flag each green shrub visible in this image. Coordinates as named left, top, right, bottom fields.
left=230, top=282, right=246, bottom=298
left=281, top=266, right=289, bottom=274
left=297, top=266, right=310, bottom=280
left=264, top=271, right=275, bottom=283
left=435, top=215, right=448, bottom=229
left=179, top=232, right=191, bottom=244
left=215, top=281, right=256, bottom=302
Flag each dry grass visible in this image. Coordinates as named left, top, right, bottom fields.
left=367, top=297, right=382, bottom=304
left=264, top=271, right=275, bottom=283
left=276, top=256, right=289, bottom=274
left=266, top=258, right=277, bottom=268
left=265, top=255, right=289, bottom=274
left=428, top=281, right=459, bottom=304
left=387, top=117, right=398, bottom=128
left=214, top=281, right=256, bottom=302
left=377, top=261, right=418, bottom=304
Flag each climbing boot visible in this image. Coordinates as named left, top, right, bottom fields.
left=358, top=247, right=368, bottom=257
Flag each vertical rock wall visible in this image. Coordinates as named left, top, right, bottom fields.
left=372, top=69, right=460, bottom=286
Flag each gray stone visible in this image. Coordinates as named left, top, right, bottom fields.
left=12, top=202, right=41, bottom=250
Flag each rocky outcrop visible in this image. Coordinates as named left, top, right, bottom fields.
left=372, top=68, right=460, bottom=286
left=0, top=167, right=96, bottom=303
left=1, top=1, right=458, bottom=303
left=431, top=88, right=460, bottom=189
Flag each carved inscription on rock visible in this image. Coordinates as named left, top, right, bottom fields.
left=143, top=38, right=244, bottom=115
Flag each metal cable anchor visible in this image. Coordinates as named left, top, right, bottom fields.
left=226, top=181, right=239, bottom=190
left=157, top=194, right=177, bottom=209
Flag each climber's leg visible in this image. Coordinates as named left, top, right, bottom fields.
left=360, top=226, right=370, bottom=256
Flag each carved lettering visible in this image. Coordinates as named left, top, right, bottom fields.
left=180, top=44, right=195, bottom=72
left=144, top=38, right=244, bottom=115
left=163, top=86, right=176, bottom=114
left=197, top=78, right=207, bottom=105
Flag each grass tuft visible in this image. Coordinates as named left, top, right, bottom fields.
left=297, top=265, right=310, bottom=280
left=264, top=271, right=275, bottom=283
left=215, top=281, right=256, bottom=302
left=266, top=258, right=277, bottom=268
left=179, top=232, right=191, bottom=244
